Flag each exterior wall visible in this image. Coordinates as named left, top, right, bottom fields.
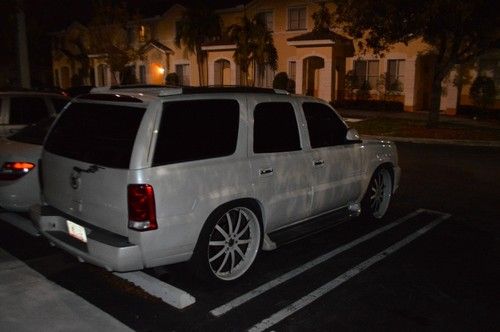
left=52, top=1, right=498, bottom=114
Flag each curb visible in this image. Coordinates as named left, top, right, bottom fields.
left=361, top=135, right=500, bottom=147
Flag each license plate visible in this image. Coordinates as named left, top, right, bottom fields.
left=66, top=220, right=87, bottom=243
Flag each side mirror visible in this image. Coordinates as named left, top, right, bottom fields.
left=346, top=128, right=361, bottom=142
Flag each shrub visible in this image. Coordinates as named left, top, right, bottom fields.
left=470, top=76, right=496, bottom=110
left=165, top=72, right=180, bottom=86
left=273, top=72, right=289, bottom=90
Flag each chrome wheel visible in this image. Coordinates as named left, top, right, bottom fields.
left=368, top=168, right=392, bottom=219
left=207, top=207, right=261, bottom=281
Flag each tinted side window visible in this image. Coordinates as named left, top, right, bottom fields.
left=45, top=103, right=145, bottom=169
left=9, top=117, right=55, bottom=145
left=10, top=97, right=49, bottom=124
left=153, top=99, right=239, bottom=165
left=254, top=102, right=301, bottom=153
left=51, top=97, right=69, bottom=113
left=303, top=102, right=347, bottom=148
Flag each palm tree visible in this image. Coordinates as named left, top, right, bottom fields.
left=228, top=15, right=277, bottom=86
left=175, top=2, right=222, bottom=86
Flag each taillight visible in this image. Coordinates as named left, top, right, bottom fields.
left=0, top=162, right=36, bottom=180
left=127, top=184, right=157, bottom=231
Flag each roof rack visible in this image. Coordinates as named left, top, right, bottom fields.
left=158, top=86, right=290, bottom=97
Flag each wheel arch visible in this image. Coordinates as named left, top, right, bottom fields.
left=194, top=197, right=265, bottom=252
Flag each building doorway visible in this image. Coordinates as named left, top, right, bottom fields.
left=302, top=56, right=324, bottom=97
left=214, top=59, right=231, bottom=86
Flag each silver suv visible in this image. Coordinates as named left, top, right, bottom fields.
left=33, top=86, right=400, bottom=283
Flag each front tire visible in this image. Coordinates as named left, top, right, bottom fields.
left=192, top=205, right=261, bottom=283
left=361, top=167, right=393, bottom=221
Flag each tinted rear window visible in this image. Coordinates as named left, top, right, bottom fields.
left=153, top=99, right=239, bottom=165
left=9, top=117, right=55, bottom=145
left=45, top=103, right=145, bottom=169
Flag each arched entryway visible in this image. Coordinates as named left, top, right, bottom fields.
left=302, top=56, right=325, bottom=97
left=214, top=59, right=231, bottom=86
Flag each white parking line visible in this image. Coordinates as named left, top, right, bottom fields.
left=210, top=209, right=425, bottom=317
left=248, top=212, right=451, bottom=332
left=114, top=271, right=196, bottom=309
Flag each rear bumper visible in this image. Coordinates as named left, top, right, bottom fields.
left=31, top=205, right=144, bottom=271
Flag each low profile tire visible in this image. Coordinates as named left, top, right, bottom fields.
left=191, top=205, right=262, bottom=284
left=361, top=167, right=393, bottom=221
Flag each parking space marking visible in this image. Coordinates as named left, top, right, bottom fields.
left=210, top=209, right=425, bottom=317
left=114, top=271, right=196, bottom=309
left=248, top=212, right=451, bottom=332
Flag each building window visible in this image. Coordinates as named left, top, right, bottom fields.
left=176, top=64, right=190, bottom=86
left=288, top=61, right=296, bottom=81
left=256, top=11, right=273, bottom=31
left=288, top=7, right=306, bottom=30
left=354, top=60, right=379, bottom=89
left=387, top=59, right=405, bottom=91
left=139, top=25, right=146, bottom=42
left=139, top=65, right=146, bottom=84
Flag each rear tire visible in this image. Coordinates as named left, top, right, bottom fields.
left=361, top=167, right=392, bottom=221
left=191, top=205, right=261, bottom=284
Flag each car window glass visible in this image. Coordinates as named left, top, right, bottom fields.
left=154, top=99, right=239, bottom=165
left=45, top=103, right=146, bottom=169
left=9, top=117, right=55, bottom=145
left=10, top=97, right=49, bottom=124
left=253, top=102, right=301, bottom=153
left=303, top=102, right=347, bottom=148
left=50, top=97, right=69, bottom=113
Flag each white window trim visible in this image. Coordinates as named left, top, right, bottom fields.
left=287, top=6, right=307, bottom=32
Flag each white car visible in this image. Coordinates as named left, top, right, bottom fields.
left=0, top=91, right=69, bottom=137
left=33, top=87, right=400, bottom=283
left=0, top=118, right=57, bottom=236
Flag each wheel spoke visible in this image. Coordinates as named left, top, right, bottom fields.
left=209, top=240, right=225, bottom=246
left=217, top=252, right=230, bottom=273
left=226, top=213, right=233, bottom=235
left=235, top=245, right=245, bottom=259
left=237, top=222, right=250, bottom=238
left=238, top=239, right=251, bottom=244
left=209, top=247, right=226, bottom=263
left=215, top=224, right=229, bottom=240
left=230, top=251, right=236, bottom=273
left=234, top=210, right=242, bottom=234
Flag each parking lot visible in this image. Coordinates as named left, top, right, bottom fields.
left=1, top=142, right=499, bottom=331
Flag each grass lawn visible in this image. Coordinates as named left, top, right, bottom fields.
left=348, top=117, right=500, bottom=141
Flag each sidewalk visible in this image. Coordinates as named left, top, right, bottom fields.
left=337, top=108, right=500, bottom=147
left=0, top=248, right=132, bottom=332
left=337, top=108, right=500, bottom=129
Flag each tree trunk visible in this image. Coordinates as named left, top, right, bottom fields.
left=427, top=74, right=443, bottom=127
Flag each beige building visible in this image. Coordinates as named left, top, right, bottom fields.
left=52, top=0, right=499, bottom=114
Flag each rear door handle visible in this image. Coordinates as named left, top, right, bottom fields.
left=259, top=168, right=274, bottom=176
left=313, top=159, right=325, bottom=167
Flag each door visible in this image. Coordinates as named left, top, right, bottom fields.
left=302, top=102, right=363, bottom=215
left=249, top=100, right=313, bottom=231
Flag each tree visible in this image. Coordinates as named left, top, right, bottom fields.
left=175, top=2, right=222, bottom=86
left=228, top=15, right=277, bottom=86
left=88, top=1, right=139, bottom=85
left=470, top=76, right=496, bottom=114
left=312, top=1, right=332, bottom=33
left=333, top=0, right=499, bottom=126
